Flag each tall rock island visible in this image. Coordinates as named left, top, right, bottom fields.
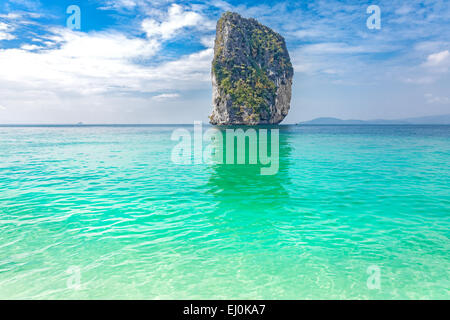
left=209, top=12, right=293, bottom=125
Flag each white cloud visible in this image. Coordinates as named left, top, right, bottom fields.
left=142, top=4, right=214, bottom=40
left=0, top=13, right=22, bottom=19
left=404, top=77, right=435, bottom=84
left=152, top=93, right=180, bottom=101
left=152, top=48, right=213, bottom=83
left=425, top=93, right=450, bottom=104
left=414, top=41, right=449, bottom=53
left=290, top=41, right=389, bottom=77
left=0, top=32, right=15, bottom=40
left=200, top=35, right=215, bottom=49
left=300, top=42, right=386, bottom=54
left=109, top=0, right=137, bottom=9
left=0, top=2, right=216, bottom=104
left=290, top=29, right=325, bottom=39
left=0, top=26, right=212, bottom=123
left=395, top=5, right=413, bottom=15
left=0, top=25, right=213, bottom=97
left=20, top=44, right=41, bottom=50
left=0, top=21, right=15, bottom=40
left=400, top=48, right=450, bottom=85
left=98, top=0, right=147, bottom=11
left=210, top=0, right=233, bottom=11
left=0, top=104, right=6, bottom=110
left=0, top=22, right=9, bottom=31
left=423, top=50, right=450, bottom=67
left=47, top=28, right=161, bottom=59
left=0, top=29, right=157, bottom=94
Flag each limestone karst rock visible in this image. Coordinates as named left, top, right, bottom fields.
left=209, top=12, right=294, bottom=125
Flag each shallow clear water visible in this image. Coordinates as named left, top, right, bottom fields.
left=0, top=125, right=449, bottom=299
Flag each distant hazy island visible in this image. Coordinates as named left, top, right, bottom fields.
left=209, top=12, right=293, bottom=125
left=299, top=114, right=450, bottom=125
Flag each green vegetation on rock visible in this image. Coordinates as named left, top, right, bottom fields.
left=210, top=12, right=293, bottom=125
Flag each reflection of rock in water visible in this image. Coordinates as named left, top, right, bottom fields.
left=205, top=126, right=292, bottom=215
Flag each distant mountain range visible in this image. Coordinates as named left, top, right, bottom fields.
left=299, top=114, right=450, bottom=125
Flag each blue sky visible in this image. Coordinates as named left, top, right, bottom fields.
left=0, top=0, right=449, bottom=124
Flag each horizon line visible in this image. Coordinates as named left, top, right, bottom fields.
left=1, top=123, right=450, bottom=127
left=1, top=113, right=449, bottom=127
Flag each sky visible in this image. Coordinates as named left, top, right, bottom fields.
left=0, top=0, right=449, bottom=124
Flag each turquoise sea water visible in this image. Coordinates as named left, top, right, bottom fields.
left=0, top=125, right=449, bottom=299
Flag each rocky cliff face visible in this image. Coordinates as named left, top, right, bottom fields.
left=209, top=12, right=293, bottom=125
